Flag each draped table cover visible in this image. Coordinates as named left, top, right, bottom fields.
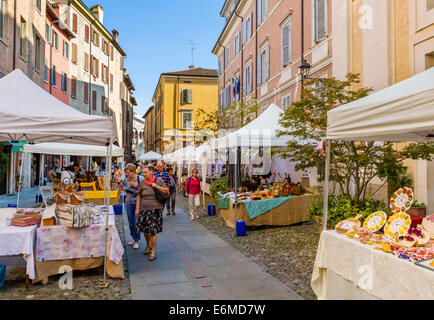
left=311, top=230, right=434, bottom=300
left=0, top=225, right=37, bottom=279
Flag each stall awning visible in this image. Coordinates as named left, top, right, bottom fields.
left=137, top=151, right=162, bottom=161
left=0, top=70, right=114, bottom=146
left=23, top=143, right=124, bottom=157
left=327, top=68, right=434, bottom=142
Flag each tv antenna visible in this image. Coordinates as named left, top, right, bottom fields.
left=187, top=40, right=198, bottom=67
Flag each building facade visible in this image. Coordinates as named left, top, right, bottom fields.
left=151, top=67, right=218, bottom=154
left=213, top=0, right=332, bottom=113
left=144, top=106, right=155, bottom=153
left=332, top=0, right=434, bottom=211
left=133, top=112, right=145, bottom=159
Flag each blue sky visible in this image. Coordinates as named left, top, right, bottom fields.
left=84, top=0, right=225, bottom=116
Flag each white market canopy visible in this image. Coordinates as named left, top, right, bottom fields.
left=23, top=143, right=124, bottom=157
left=138, top=151, right=162, bottom=161
left=327, top=67, right=434, bottom=142
left=211, top=103, right=294, bottom=149
left=0, top=69, right=114, bottom=146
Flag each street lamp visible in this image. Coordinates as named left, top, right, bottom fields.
left=299, top=59, right=312, bottom=82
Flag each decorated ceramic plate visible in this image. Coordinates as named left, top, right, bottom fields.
left=390, top=187, right=414, bottom=214
left=363, top=211, right=387, bottom=232
left=384, top=212, right=411, bottom=238
left=335, top=215, right=362, bottom=234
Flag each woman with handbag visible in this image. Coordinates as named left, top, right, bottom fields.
left=118, top=163, right=143, bottom=250
left=135, top=166, right=169, bottom=261
left=184, top=169, right=201, bottom=221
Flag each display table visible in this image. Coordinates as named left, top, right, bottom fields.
left=311, top=230, right=434, bottom=300
left=0, top=225, right=37, bottom=280
left=33, top=206, right=124, bottom=283
left=219, top=194, right=313, bottom=228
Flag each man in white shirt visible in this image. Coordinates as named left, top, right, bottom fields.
left=60, top=167, right=75, bottom=184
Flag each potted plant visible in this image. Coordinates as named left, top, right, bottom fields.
left=407, top=200, right=426, bottom=217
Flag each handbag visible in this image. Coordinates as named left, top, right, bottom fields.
left=153, top=181, right=169, bottom=204
left=184, top=177, right=192, bottom=198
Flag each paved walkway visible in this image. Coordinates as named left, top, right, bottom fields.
left=0, top=187, right=41, bottom=209
left=124, top=206, right=302, bottom=300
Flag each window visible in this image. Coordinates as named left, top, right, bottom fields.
left=63, top=41, right=69, bottom=59
left=110, top=44, right=114, bottom=60
left=85, top=25, right=89, bottom=42
left=72, top=14, right=78, bottom=32
left=282, top=93, right=291, bottom=111
left=0, top=0, right=7, bottom=39
left=242, top=12, right=253, bottom=44
left=36, top=0, right=41, bottom=12
left=257, top=0, right=268, bottom=26
left=35, top=35, right=41, bottom=71
left=45, top=23, right=51, bottom=43
left=243, top=62, right=253, bottom=94
left=182, top=89, right=192, bottom=104
left=314, top=0, right=326, bottom=43
left=84, top=83, right=89, bottom=104
left=257, top=45, right=270, bottom=85
left=52, top=31, right=58, bottom=50
left=182, top=111, right=193, bottom=129
left=71, top=76, right=77, bottom=98
left=61, top=72, right=68, bottom=93
left=425, top=52, right=434, bottom=70
left=233, top=32, right=240, bottom=57
left=44, top=60, right=48, bottom=82
left=92, top=90, right=97, bottom=110
left=110, top=74, right=113, bottom=92
left=218, top=59, right=222, bottom=76
left=120, top=56, right=124, bottom=70
left=72, top=43, right=77, bottom=64
left=51, top=65, right=57, bottom=87
left=19, top=18, right=26, bottom=57
left=84, top=52, right=89, bottom=71
left=428, top=0, right=434, bottom=11
left=282, top=19, right=291, bottom=67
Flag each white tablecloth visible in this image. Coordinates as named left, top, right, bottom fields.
left=0, top=225, right=37, bottom=279
left=311, top=230, right=434, bottom=300
left=35, top=206, right=124, bottom=264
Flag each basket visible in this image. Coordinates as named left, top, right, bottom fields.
left=70, top=192, right=85, bottom=205
left=54, top=192, right=70, bottom=205
left=0, top=265, right=5, bottom=289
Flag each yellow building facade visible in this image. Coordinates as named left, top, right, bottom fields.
left=332, top=0, right=434, bottom=211
left=151, top=67, right=218, bottom=154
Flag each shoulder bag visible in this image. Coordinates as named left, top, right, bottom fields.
left=153, top=178, right=169, bottom=204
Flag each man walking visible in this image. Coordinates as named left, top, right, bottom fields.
left=154, top=162, right=171, bottom=212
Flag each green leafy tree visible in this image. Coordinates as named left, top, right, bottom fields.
left=277, top=73, right=434, bottom=204
left=0, top=142, right=9, bottom=181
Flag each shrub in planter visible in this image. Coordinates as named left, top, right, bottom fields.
left=211, top=177, right=229, bottom=199
left=309, top=194, right=390, bottom=229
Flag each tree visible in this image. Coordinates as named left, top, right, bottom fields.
left=277, top=73, right=434, bottom=204
left=0, top=142, right=9, bottom=181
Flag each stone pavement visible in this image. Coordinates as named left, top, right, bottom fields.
left=0, top=187, right=41, bottom=209
left=124, top=207, right=303, bottom=300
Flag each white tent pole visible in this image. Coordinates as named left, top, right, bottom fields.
left=102, top=140, right=113, bottom=286
left=17, top=152, right=24, bottom=208
left=322, top=140, right=331, bottom=231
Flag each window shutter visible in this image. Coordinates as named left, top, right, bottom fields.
left=257, top=52, right=262, bottom=85
left=248, top=62, right=253, bottom=92
left=257, top=0, right=262, bottom=25
left=262, top=0, right=268, bottom=21
left=92, top=90, right=97, bottom=110
left=315, top=0, right=326, bottom=42
left=243, top=67, right=247, bottom=95
left=249, top=12, right=253, bottom=37
left=101, top=96, right=105, bottom=112
left=264, top=45, right=270, bottom=80
left=233, top=37, right=236, bottom=57
left=110, top=45, right=114, bottom=60
left=72, top=43, right=77, bottom=64
left=71, top=77, right=77, bottom=98
left=282, top=24, right=290, bottom=66
left=187, top=89, right=193, bottom=104
left=110, top=74, right=113, bottom=91
left=90, top=55, right=93, bottom=73
left=72, top=14, right=77, bottom=32
left=84, top=83, right=89, bottom=103
left=241, top=21, right=246, bottom=44
left=96, top=59, right=99, bottom=78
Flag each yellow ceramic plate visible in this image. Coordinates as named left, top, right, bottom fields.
left=363, top=211, right=387, bottom=232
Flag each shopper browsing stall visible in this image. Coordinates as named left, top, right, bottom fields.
left=118, top=164, right=143, bottom=250
left=185, top=169, right=201, bottom=221
left=135, top=166, right=169, bottom=261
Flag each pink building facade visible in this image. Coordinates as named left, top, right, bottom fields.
left=44, top=2, right=75, bottom=105
left=213, top=0, right=332, bottom=113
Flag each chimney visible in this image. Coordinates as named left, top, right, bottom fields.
left=90, top=4, right=104, bottom=24
left=188, top=65, right=195, bottom=69
left=112, top=29, right=119, bottom=42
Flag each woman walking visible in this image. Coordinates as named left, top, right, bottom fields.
left=135, top=166, right=169, bottom=261
left=118, top=164, right=143, bottom=250
left=184, top=168, right=201, bottom=221
left=166, top=168, right=178, bottom=216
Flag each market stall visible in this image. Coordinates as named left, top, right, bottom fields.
left=0, top=70, right=119, bottom=287
left=312, top=67, right=434, bottom=300
left=137, top=151, right=162, bottom=161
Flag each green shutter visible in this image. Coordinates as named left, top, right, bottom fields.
left=188, top=89, right=192, bottom=104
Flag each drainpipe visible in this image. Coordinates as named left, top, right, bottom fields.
left=89, top=21, right=93, bottom=115
left=234, top=12, right=243, bottom=103
left=12, top=0, right=17, bottom=69
left=217, top=42, right=226, bottom=108
left=255, top=0, right=258, bottom=116
left=301, top=0, right=305, bottom=90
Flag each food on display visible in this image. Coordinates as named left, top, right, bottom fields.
left=335, top=215, right=362, bottom=234
left=399, top=235, right=417, bottom=248
left=390, top=187, right=414, bottom=214
left=11, top=214, right=42, bottom=227
left=384, top=212, right=411, bottom=238
left=363, top=211, right=387, bottom=232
